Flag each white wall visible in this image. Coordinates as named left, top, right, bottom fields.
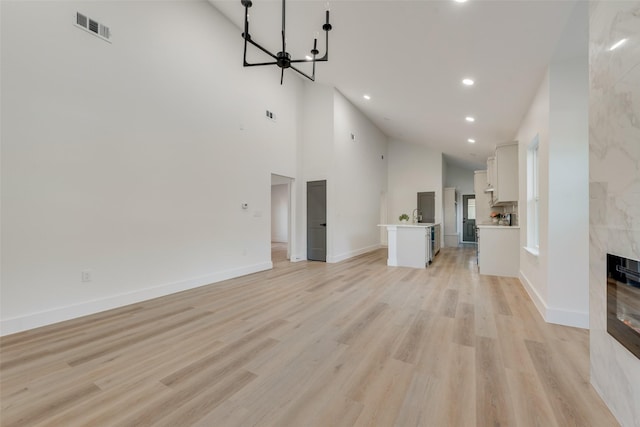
left=589, top=2, right=640, bottom=425
left=445, top=163, right=475, bottom=195
left=330, top=91, right=388, bottom=262
left=517, top=72, right=551, bottom=321
left=1, top=0, right=303, bottom=334
left=388, top=140, right=443, bottom=227
left=295, top=85, right=387, bottom=263
left=547, top=54, right=589, bottom=325
left=445, top=162, right=475, bottom=237
left=271, top=184, right=288, bottom=243
left=295, top=82, right=334, bottom=261
left=516, top=1, right=589, bottom=329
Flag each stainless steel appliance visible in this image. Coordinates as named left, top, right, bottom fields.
left=475, top=226, right=479, bottom=266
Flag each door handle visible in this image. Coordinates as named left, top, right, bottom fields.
left=320, top=223, right=327, bottom=227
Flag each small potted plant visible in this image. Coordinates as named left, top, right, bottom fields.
left=399, top=213, right=410, bottom=223
left=490, top=211, right=501, bottom=224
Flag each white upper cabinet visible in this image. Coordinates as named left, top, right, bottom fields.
left=493, top=142, right=518, bottom=205
left=486, top=157, right=496, bottom=189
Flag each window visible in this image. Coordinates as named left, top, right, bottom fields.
left=527, top=135, right=540, bottom=252
left=468, top=198, right=476, bottom=220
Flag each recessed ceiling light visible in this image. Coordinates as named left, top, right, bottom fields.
left=454, top=0, right=468, bottom=3
left=363, top=94, right=371, bottom=100
left=462, top=78, right=474, bottom=86
left=609, top=38, right=628, bottom=51
left=468, top=138, right=476, bottom=143
left=305, top=55, right=313, bottom=60
left=465, top=116, right=475, bottom=122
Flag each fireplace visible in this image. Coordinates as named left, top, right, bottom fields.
left=607, top=254, right=640, bottom=359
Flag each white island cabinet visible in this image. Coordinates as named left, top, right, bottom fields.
left=379, top=224, right=438, bottom=269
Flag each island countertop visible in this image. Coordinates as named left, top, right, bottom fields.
left=378, top=223, right=438, bottom=228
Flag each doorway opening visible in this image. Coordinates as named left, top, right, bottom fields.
left=271, top=174, right=293, bottom=264
left=462, top=194, right=477, bottom=243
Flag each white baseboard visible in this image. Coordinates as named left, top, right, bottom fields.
left=0, top=262, right=273, bottom=336
left=519, top=271, right=547, bottom=320
left=518, top=271, right=589, bottom=329
left=545, top=307, right=589, bottom=329
left=327, top=244, right=382, bottom=263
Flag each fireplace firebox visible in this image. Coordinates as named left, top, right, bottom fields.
left=607, top=253, right=640, bottom=359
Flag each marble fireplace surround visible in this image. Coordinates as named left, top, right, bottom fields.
left=589, top=1, right=640, bottom=426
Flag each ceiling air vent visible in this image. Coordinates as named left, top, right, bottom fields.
left=75, top=12, right=111, bottom=43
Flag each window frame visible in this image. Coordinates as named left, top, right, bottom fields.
left=527, top=135, right=540, bottom=253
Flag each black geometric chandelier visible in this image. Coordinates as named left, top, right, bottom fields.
left=240, top=0, right=332, bottom=84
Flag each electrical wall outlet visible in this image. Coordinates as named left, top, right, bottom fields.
left=81, top=270, right=92, bottom=282
left=265, top=110, right=276, bottom=122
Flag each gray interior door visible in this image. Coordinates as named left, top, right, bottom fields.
left=463, top=194, right=476, bottom=242
left=417, top=192, right=435, bottom=223
left=307, top=180, right=327, bottom=261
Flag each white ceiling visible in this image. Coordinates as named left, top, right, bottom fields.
left=210, top=0, right=581, bottom=170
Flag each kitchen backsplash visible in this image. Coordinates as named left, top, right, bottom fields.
left=484, top=203, right=518, bottom=226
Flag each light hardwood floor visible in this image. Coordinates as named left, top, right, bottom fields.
left=0, top=247, right=619, bottom=426
left=271, top=242, right=288, bottom=264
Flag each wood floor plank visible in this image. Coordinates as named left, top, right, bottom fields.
left=442, top=343, right=476, bottom=426
left=393, top=310, right=433, bottom=364
left=524, top=339, right=609, bottom=427
left=33, top=380, right=174, bottom=427
left=352, top=358, right=414, bottom=427
left=1, top=383, right=101, bottom=426
left=476, top=335, right=517, bottom=427
left=414, top=315, right=456, bottom=378
left=154, top=369, right=257, bottom=427
left=312, top=393, right=364, bottom=427
left=393, top=374, right=444, bottom=426
left=0, top=247, right=619, bottom=427
left=453, top=301, right=475, bottom=347
left=504, top=368, right=559, bottom=427
left=440, top=288, right=459, bottom=318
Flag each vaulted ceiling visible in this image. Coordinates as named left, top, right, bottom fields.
left=210, top=0, right=582, bottom=170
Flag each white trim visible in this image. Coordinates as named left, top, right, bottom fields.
left=519, top=271, right=588, bottom=329
left=524, top=246, right=539, bottom=256
left=327, top=244, right=382, bottom=263
left=527, top=136, right=540, bottom=250
left=519, top=271, right=547, bottom=320
left=0, top=262, right=273, bottom=336
left=545, top=307, right=589, bottom=329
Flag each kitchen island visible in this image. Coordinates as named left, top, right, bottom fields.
left=378, top=223, right=440, bottom=269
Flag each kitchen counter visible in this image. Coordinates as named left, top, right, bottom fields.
left=477, top=226, right=519, bottom=277
left=476, top=225, right=520, bottom=229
